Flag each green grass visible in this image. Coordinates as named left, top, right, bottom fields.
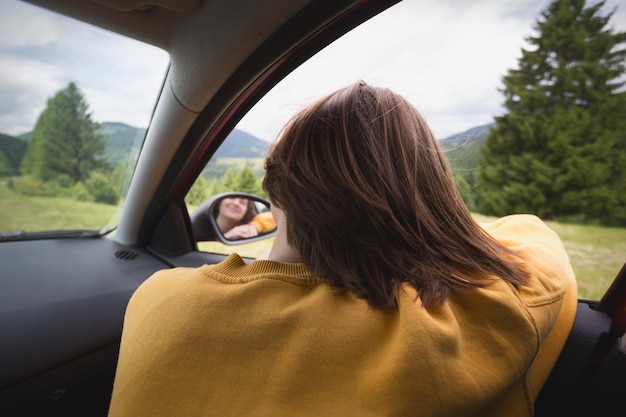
left=0, top=186, right=118, bottom=232
left=543, top=220, right=625, bottom=301
left=2, top=186, right=623, bottom=301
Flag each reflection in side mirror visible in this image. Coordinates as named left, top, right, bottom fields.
left=190, top=192, right=276, bottom=244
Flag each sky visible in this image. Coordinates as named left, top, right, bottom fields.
left=1, top=0, right=625, bottom=141
left=0, top=0, right=170, bottom=137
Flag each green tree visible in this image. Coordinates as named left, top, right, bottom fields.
left=86, top=172, right=120, bottom=204
left=0, top=150, right=11, bottom=177
left=202, top=160, right=237, bottom=180
left=221, top=168, right=239, bottom=191
left=236, top=165, right=262, bottom=194
left=21, top=82, right=107, bottom=182
left=186, top=175, right=210, bottom=207
left=478, top=0, right=626, bottom=225
left=207, top=178, right=223, bottom=196
left=0, top=134, right=28, bottom=175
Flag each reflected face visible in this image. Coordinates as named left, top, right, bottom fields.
left=219, top=198, right=249, bottom=222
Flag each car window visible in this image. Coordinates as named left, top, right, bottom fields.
left=194, top=0, right=626, bottom=302
left=0, top=0, right=169, bottom=238
left=189, top=131, right=271, bottom=258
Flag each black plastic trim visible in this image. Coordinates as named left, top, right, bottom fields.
left=138, top=0, right=400, bottom=249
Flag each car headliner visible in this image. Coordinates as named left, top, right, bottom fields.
left=26, top=0, right=314, bottom=112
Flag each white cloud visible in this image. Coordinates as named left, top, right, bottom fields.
left=0, top=0, right=168, bottom=135
left=0, top=53, right=64, bottom=134
left=237, top=0, right=626, bottom=140
left=0, top=1, right=62, bottom=49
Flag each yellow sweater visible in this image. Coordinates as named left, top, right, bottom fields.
left=109, top=214, right=577, bottom=417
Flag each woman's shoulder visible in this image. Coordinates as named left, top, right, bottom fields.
left=481, top=214, right=567, bottom=266
left=480, top=214, right=554, bottom=238
left=481, top=214, right=576, bottom=308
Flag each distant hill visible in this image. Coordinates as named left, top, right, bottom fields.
left=0, top=133, right=28, bottom=175
left=99, top=122, right=147, bottom=163
left=2, top=121, right=493, bottom=177
left=213, top=129, right=269, bottom=158
left=440, top=123, right=493, bottom=146
left=0, top=122, right=270, bottom=172
left=100, top=122, right=269, bottom=163
left=440, top=123, right=494, bottom=172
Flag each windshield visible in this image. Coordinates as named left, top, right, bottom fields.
left=0, top=0, right=169, bottom=238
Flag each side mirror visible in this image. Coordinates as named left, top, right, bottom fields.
left=190, top=192, right=276, bottom=244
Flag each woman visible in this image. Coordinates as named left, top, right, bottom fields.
left=109, top=81, right=577, bottom=417
left=213, top=197, right=259, bottom=239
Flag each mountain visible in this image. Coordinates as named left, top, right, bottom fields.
left=0, top=122, right=270, bottom=171
left=213, top=129, right=269, bottom=158
left=100, top=122, right=269, bottom=163
left=0, top=133, right=28, bottom=175
left=440, top=123, right=493, bottom=146
left=99, top=122, right=147, bottom=163
left=2, top=121, right=492, bottom=175
left=440, top=123, right=494, bottom=172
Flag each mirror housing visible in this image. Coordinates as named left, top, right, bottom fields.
left=190, top=192, right=276, bottom=245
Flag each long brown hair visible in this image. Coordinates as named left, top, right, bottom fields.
left=263, top=81, right=528, bottom=309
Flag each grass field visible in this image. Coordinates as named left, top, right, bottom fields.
left=2, top=187, right=624, bottom=301
left=217, top=157, right=265, bottom=170
left=543, top=220, right=625, bottom=300
left=0, top=185, right=119, bottom=232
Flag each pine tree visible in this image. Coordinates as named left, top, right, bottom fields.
left=221, top=168, right=239, bottom=191
left=0, top=150, right=11, bottom=177
left=236, top=165, right=262, bottom=195
left=186, top=175, right=210, bottom=207
left=21, top=82, right=107, bottom=182
left=478, top=0, right=626, bottom=225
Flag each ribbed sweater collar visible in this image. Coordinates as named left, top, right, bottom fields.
left=203, top=253, right=314, bottom=282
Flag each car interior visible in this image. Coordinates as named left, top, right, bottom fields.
left=0, top=0, right=624, bottom=416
